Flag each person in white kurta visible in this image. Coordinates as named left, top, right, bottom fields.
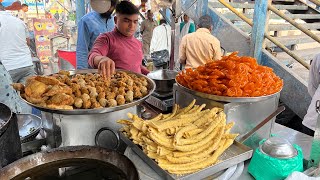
left=150, top=19, right=171, bottom=69
left=302, top=54, right=320, bottom=135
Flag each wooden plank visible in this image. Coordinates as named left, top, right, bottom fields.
left=265, top=33, right=320, bottom=47
left=250, top=0, right=271, bottom=62
left=236, top=22, right=320, bottom=31
left=209, top=2, right=308, bottom=10
left=223, top=13, right=320, bottom=21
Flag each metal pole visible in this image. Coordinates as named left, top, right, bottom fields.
left=217, top=0, right=310, bottom=69
left=268, top=5, right=320, bottom=44
left=76, top=0, right=85, bottom=23
left=250, top=0, right=271, bottom=63
left=170, top=0, right=181, bottom=70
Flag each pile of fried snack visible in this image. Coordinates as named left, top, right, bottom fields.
left=176, top=52, right=283, bottom=97
left=119, top=100, right=238, bottom=175
left=12, top=70, right=149, bottom=110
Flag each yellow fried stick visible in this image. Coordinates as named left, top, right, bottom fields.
left=117, top=119, right=133, bottom=125
left=148, top=128, right=174, bottom=149
left=194, top=108, right=222, bottom=127
left=177, top=113, right=224, bottom=145
left=224, top=122, right=235, bottom=134
left=167, top=128, right=224, bottom=164
left=162, top=104, right=179, bottom=120
left=174, top=125, right=224, bottom=152
left=161, top=137, right=235, bottom=172
left=157, top=146, right=173, bottom=157
left=176, top=99, right=196, bottom=115
left=172, top=137, right=214, bottom=158
left=183, top=128, right=203, bottom=138
left=152, top=109, right=211, bottom=131
left=174, top=124, right=198, bottom=145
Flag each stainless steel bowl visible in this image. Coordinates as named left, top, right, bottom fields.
left=259, top=137, right=298, bottom=159
left=147, top=69, right=178, bottom=93
left=17, top=114, right=42, bottom=143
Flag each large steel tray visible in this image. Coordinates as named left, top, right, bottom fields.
left=21, top=69, right=156, bottom=115
left=120, top=133, right=253, bottom=180
left=175, top=81, right=281, bottom=103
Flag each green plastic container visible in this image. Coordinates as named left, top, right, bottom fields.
left=248, top=140, right=303, bottom=180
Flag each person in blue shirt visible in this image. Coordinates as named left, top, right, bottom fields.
left=76, top=0, right=118, bottom=69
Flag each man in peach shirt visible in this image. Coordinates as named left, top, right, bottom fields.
left=179, top=15, right=222, bottom=69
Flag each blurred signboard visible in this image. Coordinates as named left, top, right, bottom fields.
left=33, top=18, right=57, bottom=63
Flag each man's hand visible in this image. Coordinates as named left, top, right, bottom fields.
left=97, top=57, right=115, bottom=78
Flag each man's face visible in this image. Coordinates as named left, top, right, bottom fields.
left=22, top=6, right=28, bottom=12
left=183, top=14, right=189, bottom=22
left=147, top=12, right=153, bottom=20
left=115, top=14, right=139, bottom=37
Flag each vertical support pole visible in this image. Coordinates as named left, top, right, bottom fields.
left=76, top=0, right=85, bottom=23
left=250, top=0, right=271, bottom=64
left=170, top=0, right=181, bottom=70
left=166, top=8, right=172, bottom=24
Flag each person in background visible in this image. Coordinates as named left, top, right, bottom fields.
left=76, top=0, right=119, bottom=69
left=180, top=14, right=195, bottom=38
left=88, top=1, right=149, bottom=78
left=18, top=4, right=28, bottom=24
left=0, top=8, right=35, bottom=84
left=140, top=10, right=157, bottom=56
left=302, top=54, right=320, bottom=136
left=150, top=19, right=171, bottom=70
left=179, top=15, right=222, bottom=69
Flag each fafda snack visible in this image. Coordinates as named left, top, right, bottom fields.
left=119, top=100, right=238, bottom=175
left=176, top=52, right=283, bottom=97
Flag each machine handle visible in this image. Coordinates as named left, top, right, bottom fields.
left=95, top=127, right=120, bottom=151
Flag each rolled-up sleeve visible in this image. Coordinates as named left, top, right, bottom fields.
left=76, top=20, right=90, bottom=69
left=179, top=36, right=187, bottom=64
left=88, top=34, right=109, bottom=68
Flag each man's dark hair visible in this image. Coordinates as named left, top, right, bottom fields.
left=160, top=19, right=166, bottom=25
left=116, top=1, right=139, bottom=15
left=111, top=0, right=119, bottom=7
left=147, top=10, right=151, bottom=13
left=21, top=4, right=28, bottom=7
left=198, top=15, right=213, bottom=29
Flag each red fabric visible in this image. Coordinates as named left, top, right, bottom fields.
left=88, top=29, right=147, bottom=75
left=57, top=50, right=77, bottom=68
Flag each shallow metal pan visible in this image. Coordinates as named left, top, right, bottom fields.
left=175, top=80, right=281, bottom=103
left=20, top=69, right=156, bottom=115
left=120, top=133, right=253, bottom=180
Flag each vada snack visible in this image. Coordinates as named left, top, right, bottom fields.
left=12, top=70, right=149, bottom=110
left=119, top=100, right=238, bottom=175
left=176, top=52, right=283, bottom=97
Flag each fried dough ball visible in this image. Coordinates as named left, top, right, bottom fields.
left=116, top=95, right=126, bottom=105
left=96, top=86, right=104, bottom=93
left=81, top=93, right=90, bottom=102
left=25, top=80, right=47, bottom=97
left=78, top=79, right=86, bottom=88
left=125, top=90, right=134, bottom=102
left=90, top=97, right=101, bottom=109
left=106, top=92, right=116, bottom=100
left=108, top=99, right=117, bottom=107
left=133, top=86, right=143, bottom=98
left=80, top=87, right=89, bottom=94
left=47, top=93, right=74, bottom=106
left=74, top=97, right=83, bottom=108
left=99, top=98, right=108, bottom=107
left=97, top=92, right=106, bottom=101
left=82, top=99, right=92, bottom=109
left=140, top=86, right=148, bottom=96
left=118, top=87, right=126, bottom=96
left=126, top=79, right=134, bottom=86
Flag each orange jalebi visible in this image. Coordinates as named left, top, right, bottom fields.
left=176, top=52, right=283, bottom=97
